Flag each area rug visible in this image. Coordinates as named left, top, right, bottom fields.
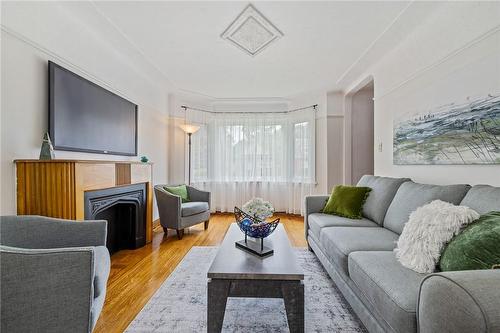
left=126, top=246, right=366, bottom=332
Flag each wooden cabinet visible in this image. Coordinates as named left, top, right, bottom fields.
left=15, top=159, right=154, bottom=243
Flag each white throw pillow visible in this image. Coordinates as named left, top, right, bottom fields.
left=394, top=200, right=479, bottom=273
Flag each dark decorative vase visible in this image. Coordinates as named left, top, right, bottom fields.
left=39, top=132, right=55, bottom=160
left=234, top=207, right=280, bottom=257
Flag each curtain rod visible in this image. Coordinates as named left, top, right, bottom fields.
left=180, top=104, right=318, bottom=114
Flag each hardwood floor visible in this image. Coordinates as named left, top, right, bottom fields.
left=94, top=213, right=306, bottom=333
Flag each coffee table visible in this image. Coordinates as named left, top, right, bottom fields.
left=207, top=223, right=304, bottom=333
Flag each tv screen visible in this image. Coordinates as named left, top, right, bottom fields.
left=49, top=61, right=138, bottom=156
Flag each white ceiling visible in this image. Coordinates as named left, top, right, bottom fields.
left=91, top=1, right=425, bottom=98
left=5, top=1, right=440, bottom=99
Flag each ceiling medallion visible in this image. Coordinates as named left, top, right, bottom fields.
left=221, top=4, right=283, bottom=57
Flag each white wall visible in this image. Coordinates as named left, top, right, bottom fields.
left=166, top=92, right=215, bottom=185
left=326, top=91, right=345, bottom=190
left=4, top=1, right=497, bottom=220
left=346, top=2, right=500, bottom=186
left=1, top=2, right=170, bottom=217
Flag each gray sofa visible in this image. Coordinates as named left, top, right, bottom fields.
left=0, top=215, right=111, bottom=333
left=154, top=184, right=211, bottom=239
left=305, top=175, right=500, bottom=333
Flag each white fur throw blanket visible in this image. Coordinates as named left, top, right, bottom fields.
left=394, top=200, right=479, bottom=273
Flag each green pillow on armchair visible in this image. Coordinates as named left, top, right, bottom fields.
left=164, top=184, right=190, bottom=203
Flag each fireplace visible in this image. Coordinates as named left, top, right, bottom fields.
left=84, top=183, right=146, bottom=254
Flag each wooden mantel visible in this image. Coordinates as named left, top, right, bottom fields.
left=14, top=159, right=154, bottom=243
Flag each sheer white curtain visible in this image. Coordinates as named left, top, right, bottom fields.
left=187, top=108, right=315, bottom=215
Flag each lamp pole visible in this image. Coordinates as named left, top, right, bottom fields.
left=187, top=132, right=192, bottom=185
left=179, top=122, right=199, bottom=185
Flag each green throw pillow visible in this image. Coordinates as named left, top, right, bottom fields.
left=322, top=185, right=371, bottom=219
left=164, top=185, right=190, bottom=203
left=440, top=211, right=500, bottom=271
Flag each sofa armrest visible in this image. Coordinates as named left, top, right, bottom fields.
left=304, top=195, right=329, bottom=239
left=187, top=186, right=210, bottom=205
left=0, top=215, right=107, bottom=249
left=0, top=245, right=97, bottom=333
left=417, top=269, right=500, bottom=333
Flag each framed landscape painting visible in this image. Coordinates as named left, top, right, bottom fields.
left=393, top=93, right=500, bottom=165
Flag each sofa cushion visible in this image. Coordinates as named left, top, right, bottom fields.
left=395, top=200, right=480, bottom=274
left=308, top=213, right=378, bottom=239
left=356, top=175, right=410, bottom=225
left=383, top=182, right=471, bottom=234
left=322, top=185, right=372, bottom=219
left=181, top=202, right=209, bottom=217
left=319, top=227, right=398, bottom=275
left=459, top=185, right=500, bottom=214
left=440, top=211, right=500, bottom=271
left=348, top=251, right=426, bottom=333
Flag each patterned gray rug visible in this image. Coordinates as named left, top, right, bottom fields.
left=126, top=246, right=366, bottom=333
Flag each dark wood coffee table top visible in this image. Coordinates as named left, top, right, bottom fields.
left=207, top=223, right=304, bottom=281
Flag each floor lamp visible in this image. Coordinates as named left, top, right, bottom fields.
left=180, top=124, right=200, bottom=185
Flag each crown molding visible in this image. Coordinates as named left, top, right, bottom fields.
left=336, top=1, right=415, bottom=87
left=87, top=1, right=176, bottom=89
left=1, top=25, right=167, bottom=114
left=375, top=25, right=500, bottom=101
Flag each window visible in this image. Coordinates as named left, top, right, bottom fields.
left=190, top=112, right=315, bottom=184
left=293, top=121, right=313, bottom=183
left=190, top=124, right=208, bottom=182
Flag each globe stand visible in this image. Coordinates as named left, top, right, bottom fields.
left=235, top=230, right=274, bottom=257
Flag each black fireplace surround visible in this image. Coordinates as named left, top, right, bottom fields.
left=84, top=183, right=146, bottom=254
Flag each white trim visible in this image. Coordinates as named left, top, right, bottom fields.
left=88, top=1, right=176, bottom=89
left=374, top=26, right=500, bottom=101
left=0, top=25, right=164, bottom=114
left=336, top=1, right=414, bottom=86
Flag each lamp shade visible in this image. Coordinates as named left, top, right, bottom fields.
left=179, top=124, right=200, bottom=134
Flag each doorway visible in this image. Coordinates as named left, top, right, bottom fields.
left=350, top=80, right=374, bottom=184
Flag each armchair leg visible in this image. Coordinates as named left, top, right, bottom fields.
left=176, top=229, right=184, bottom=240
left=162, top=227, right=168, bottom=237
left=204, top=220, right=210, bottom=230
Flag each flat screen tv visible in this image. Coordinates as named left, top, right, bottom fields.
left=49, top=61, right=138, bottom=156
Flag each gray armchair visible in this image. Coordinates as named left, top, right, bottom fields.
left=0, top=215, right=111, bottom=333
left=154, top=184, right=211, bottom=239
